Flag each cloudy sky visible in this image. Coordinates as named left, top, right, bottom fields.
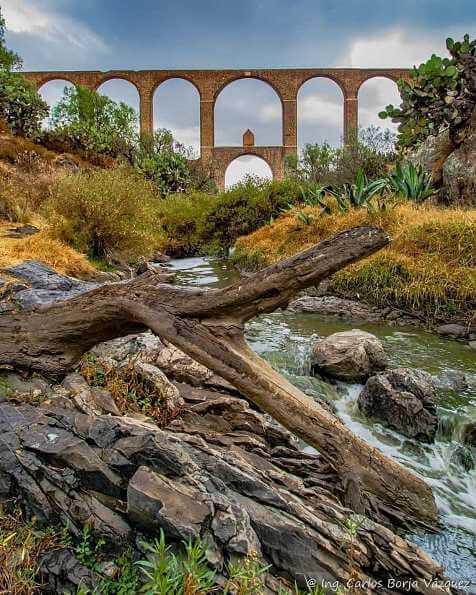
left=3, top=0, right=475, bottom=185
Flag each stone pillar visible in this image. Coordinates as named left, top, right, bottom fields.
left=200, top=99, right=214, bottom=160
left=344, top=95, right=358, bottom=144
left=139, top=86, right=154, bottom=136
left=282, top=98, right=298, bottom=157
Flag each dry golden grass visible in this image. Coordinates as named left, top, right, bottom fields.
left=233, top=202, right=476, bottom=323
left=0, top=504, right=61, bottom=595
left=0, top=223, right=96, bottom=279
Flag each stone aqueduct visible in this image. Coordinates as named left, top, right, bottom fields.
left=23, top=68, right=410, bottom=189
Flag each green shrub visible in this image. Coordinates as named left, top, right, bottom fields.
left=0, top=71, right=48, bottom=138
left=44, top=167, right=163, bottom=261
left=157, top=177, right=309, bottom=256
left=380, top=35, right=476, bottom=147
left=133, top=129, right=191, bottom=195
left=286, top=128, right=393, bottom=186
left=48, top=85, right=138, bottom=158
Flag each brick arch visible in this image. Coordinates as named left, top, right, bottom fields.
left=152, top=76, right=202, bottom=100
left=296, top=76, right=345, bottom=148
left=296, top=74, right=346, bottom=99
left=213, top=75, right=283, bottom=105
left=37, top=75, right=78, bottom=91
left=95, top=74, right=141, bottom=95
left=212, top=146, right=284, bottom=191
left=355, top=71, right=408, bottom=94
left=213, top=77, right=283, bottom=149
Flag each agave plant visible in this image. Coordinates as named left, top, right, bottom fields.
left=339, top=169, right=389, bottom=211
left=388, top=162, right=436, bottom=202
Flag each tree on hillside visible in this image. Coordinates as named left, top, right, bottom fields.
left=49, top=85, right=138, bottom=158
left=380, top=34, right=476, bottom=148
left=0, top=6, right=22, bottom=71
left=0, top=6, right=48, bottom=137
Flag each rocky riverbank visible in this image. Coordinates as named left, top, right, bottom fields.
left=289, top=285, right=475, bottom=347
left=0, top=259, right=465, bottom=593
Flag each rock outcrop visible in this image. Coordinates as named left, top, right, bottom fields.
left=0, top=332, right=448, bottom=594
left=357, top=368, right=438, bottom=442
left=311, top=329, right=388, bottom=382
left=412, top=109, right=476, bottom=207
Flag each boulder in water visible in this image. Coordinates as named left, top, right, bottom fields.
left=311, top=329, right=388, bottom=382
left=357, top=368, right=438, bottom=442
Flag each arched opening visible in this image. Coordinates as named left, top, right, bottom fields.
left=38, top=79, right=75, bottom=128
left=358, top=77, right=400, bottom=133
left=298, top=78, right=344, bottom=149
left=215, top=79, right=282, bottom=147
left=225, top=155, right=273, bottom=189
left=96, top=78, right=140, bottom=129
left=153, top=78, right=200, bottom=157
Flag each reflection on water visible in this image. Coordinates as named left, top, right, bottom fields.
left=169, top=257, right=476, bottom=581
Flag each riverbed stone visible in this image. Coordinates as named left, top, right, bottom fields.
left=311, top=329, right=388, bottom=382
left=435, top=323, right=468, bottom=339
left=357, top=368, right=438, bottom=442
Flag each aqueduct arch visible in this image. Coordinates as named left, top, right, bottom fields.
left=23, top=68, right=410, bottom=188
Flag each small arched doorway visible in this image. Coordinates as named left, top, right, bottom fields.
left=224, top=155, right=273, bottom=189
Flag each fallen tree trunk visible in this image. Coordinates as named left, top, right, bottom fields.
left=0, top=227, right=437, bottom=526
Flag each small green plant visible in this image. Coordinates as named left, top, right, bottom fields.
left=224, top=553, right=270, bottom=594
left=75, top=524, right=105, bottom=573
left=388, top=162, right=435, bottom=202
left=136, top=529, right=216, bottom=595
left=296, top=210, right=314, bottom=226
left=340, top=169, right=388, bottom=209
left=99, top=552, right=141, bottom=595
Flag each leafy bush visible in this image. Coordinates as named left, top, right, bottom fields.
left=286, top=128, right=393, bottom=186
left=133, top=129, right=191, bottom=195
left=380, top=35, right=476, bottom=147
left=48, top=85, right=138, bottom=158
left=44, top=167, right=163, bottom=260
left=0, top=71, right=49, bottom=138
left=157, top=177, right=309, bottom=256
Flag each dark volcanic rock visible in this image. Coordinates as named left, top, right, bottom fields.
left=358, top=368, right=438, bottom=442
left=0, top=394, right=446, bottom=592
left=2, top=260, right=97, bottom=310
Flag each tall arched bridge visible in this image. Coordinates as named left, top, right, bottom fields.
left=23, top=68, right=410, bottom=189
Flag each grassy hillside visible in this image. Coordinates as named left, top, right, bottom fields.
left=232, top=202, right=476, bottom=325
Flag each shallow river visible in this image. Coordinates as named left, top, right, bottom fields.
left=169, top=256, right=476, bottom=584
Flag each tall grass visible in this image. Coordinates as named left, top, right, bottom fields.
left=232, top=202, right=476, bottom=324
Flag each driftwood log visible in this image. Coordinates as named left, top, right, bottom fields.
left=0, top=226, right=437, bottom=526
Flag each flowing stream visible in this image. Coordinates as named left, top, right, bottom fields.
left=169, top=256, right=476, bottom=584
